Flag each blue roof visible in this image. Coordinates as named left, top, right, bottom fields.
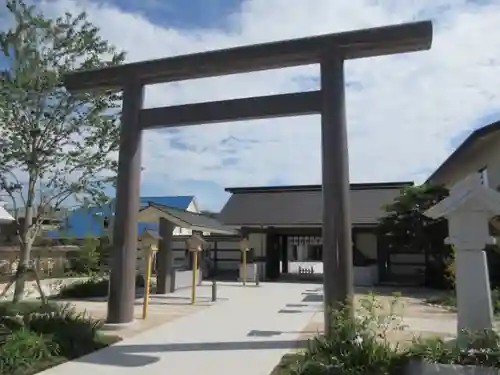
left=139, top=196, right=194, bottom=210
left=47, top=195, right=194, bottom=239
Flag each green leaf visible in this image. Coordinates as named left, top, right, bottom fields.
left=0, top=0, right=126, bottom=301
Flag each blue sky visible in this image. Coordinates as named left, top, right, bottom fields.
left=3, top=0, right=500, bottom=211
left=110, top=0, right=242, bottom=30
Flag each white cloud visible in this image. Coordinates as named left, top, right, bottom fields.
left=37, top=0, right=500, bottom=208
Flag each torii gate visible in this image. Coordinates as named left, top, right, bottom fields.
left=63, top=21, right=433, bottom=335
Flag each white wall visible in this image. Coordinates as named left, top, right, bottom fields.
left=172, top=199, right=198, bottom=236
left=186, top=199, right=199, bottom=213
left=173, top=226, right=192, bottom=236
left=429, top=132, right=500, bottom=191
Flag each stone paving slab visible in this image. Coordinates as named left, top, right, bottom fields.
left=37, top=282, right=321, bottom=375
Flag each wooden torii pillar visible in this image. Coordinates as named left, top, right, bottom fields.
left=62, top=21, right=433, bottom=336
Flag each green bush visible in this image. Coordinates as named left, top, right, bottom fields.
left=288, top=294, right=408, bottom=375
left=0, top=301, right=63, bottom=332
left=57, top=274, right=151, bottom=299
left=0, top=301, right=119, bottom=375
left=57, top=277, right=109, bottom=299
left=277, top=294, right=500, bottom=375
left=409, top=330, right=500, bottom=368
left=0, top=301, right=61, bottom=317
left=0, top=328, right=56, bottom=374
left=66, top=237, right=103, bottom=276
left=22, top=304, right=103, bottom=358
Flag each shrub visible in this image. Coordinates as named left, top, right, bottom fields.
left=22, top=304, right=103, bottom=358
left=0, top=301, right=61, bottom=317
left=277, top=292, right=500, bottom=375
left=0, top=323, right=10, bottom=345
left=0, top=328, right=56, bottom=374
left=408, top=330, right=500, bottom=368
left=66, top=237, right=103, bottom=276
left=289, top=294, right=408, bottom=375
left=96, top=239, right=112, bottom=269
left=0, top=301, right=119, bottom=375
left=57, top=277, right=109, bottom=299
left=0, top=301, right=63, bottom=332
left=57, top=274, right=151, bottom=299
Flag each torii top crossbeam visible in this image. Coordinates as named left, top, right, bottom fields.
left=64, top=21, right=432, bottom=91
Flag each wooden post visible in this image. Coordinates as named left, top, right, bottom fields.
left=107, top=81, right=144, bottom=324
left=240, top=237, right=250, bottom=286
left=191, top=249, right=198, bottom=304
left=320, top=52, right=354, bottom=336
left=187, top=232, right=205, bottom=305
left=142, top=246, right=153, bottom=319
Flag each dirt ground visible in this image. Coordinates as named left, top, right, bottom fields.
left=296, top=287, right=458, bottom=347
left=54, top=294, right=215, bottom=338
left=55, top=286, right=459, bottom=343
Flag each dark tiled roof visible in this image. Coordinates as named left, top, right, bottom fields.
left=219, top=182, right=412, bottom=226
left=144, top=203, right=238, bottom=235
left=225, top=181, right=413, bottom=194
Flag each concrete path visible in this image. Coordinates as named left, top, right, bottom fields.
left=39, top=282, right=322, bottom=375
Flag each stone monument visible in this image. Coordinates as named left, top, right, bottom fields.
left=424, top=173, right=500, bottom=336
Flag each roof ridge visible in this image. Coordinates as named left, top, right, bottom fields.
left=225, top=181, right=414, bottom=194
left=140, top=195, right=194, bottom=198
left=147, top=202, right=215, bottom=218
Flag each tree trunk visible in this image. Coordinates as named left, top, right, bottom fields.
left=12, top=205, right=33, bottom=302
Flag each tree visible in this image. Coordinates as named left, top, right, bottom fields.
left=0, top=0, right=125, bottom=301
left=67, top=236, right=101, bottom=276
left=377, top=184, right=451, bottom=288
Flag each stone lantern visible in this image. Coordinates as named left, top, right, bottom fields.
left=424, top=173, right=500, bottom=336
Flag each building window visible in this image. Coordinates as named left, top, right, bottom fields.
left=479, top=167, right=489, bottom=186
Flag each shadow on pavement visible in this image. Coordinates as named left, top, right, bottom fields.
left=300, top=287, right=439, bottom=300
left=133, top=294, right=227, bottom=306
left=302, top=294, right=322, bottom=303
left=76, top=339, right=309, bottom=367
left=247, top=329, right=320, bottom=337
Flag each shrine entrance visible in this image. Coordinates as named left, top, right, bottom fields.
left=63, top=21, right=433, bottom=336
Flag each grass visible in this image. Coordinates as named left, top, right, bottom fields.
left=2, top=333, right=120, bottom=375
left=270, top=353, right=304, bottom=375
left=0, top=301, right=121, bottom=375
left=55, top=277, right=109, bottom=299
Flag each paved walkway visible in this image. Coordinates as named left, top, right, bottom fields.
left=39, top=282, right=322, bottom=375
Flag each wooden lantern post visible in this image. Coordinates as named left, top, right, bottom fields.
left=186, top=233, right=205, bottom=304
left=240, top=238, right=250, bottom=286
left=139, top=230, right=159, bottom=319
